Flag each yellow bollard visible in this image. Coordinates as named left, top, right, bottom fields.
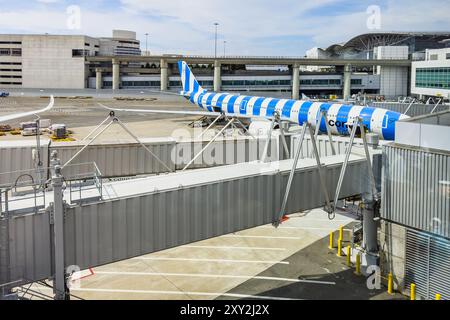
left=410, top=284, right=416, bottom=300
left=346, top=246, right=351, bottom=266
left=329, top=232, right=334, bottom=250
left=337, top=238, right=342, bottom=257
left=339, top=226, right=344, bottom=241
left=388, top=273, right=394, bottom=295
left=435, top=294, right=441, bottom=300
left=355, top=253, right=361, bottom=275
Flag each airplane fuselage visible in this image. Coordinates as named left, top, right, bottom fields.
left=188, top=91, right=408, bottom=140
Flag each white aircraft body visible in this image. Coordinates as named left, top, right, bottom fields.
left=104, top=61, right=409, bottom=140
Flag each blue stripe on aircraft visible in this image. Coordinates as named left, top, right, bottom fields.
left=360, top=107, right=376, bottom=130
left=193, top=80, right=199, bottom=93
left=206, top=93, right=216, bottom=111
left=252, top=97, right=266, bottom=116
left=336, top=105, right=352, bottom=135
left=197, top=92, right=207, bottom=109
left=382, top=111, right=400, bottom=140
left=227, top=95, right=239, bottom=114
left=240, top=96, right=253, bottom=115
left=298, top=101, right=312, bottom=125
left=281, top=100, right=296, bottom=119
left=216, top=94, right=227, bottom=109
left=266, top=99, right=279, bottom=117
left=319, top=103, right=332, bottom=132
left=185, top=66, right=190, bottom=92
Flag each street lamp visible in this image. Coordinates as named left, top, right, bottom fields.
left=145, top=33, right=149, bottom=54
left=223, top=40, right=227, bottom=57
left=214, top=22, right=219, bottom=58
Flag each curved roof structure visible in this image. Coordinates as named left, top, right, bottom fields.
left=323, top=32, right=450, bottom=57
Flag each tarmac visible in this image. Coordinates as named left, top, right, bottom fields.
left=24, top=208, right=404, bottom=300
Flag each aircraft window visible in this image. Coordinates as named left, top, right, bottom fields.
left=382, top=115, right=389, bottom=129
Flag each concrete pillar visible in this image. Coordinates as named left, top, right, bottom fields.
left=343, top=64, right=352, bottom=101
left=292, top=63, right=300, bottom=100
left=95, top=68, right=102, bottom=90
left=160, top=59, right=168, bottom=91
left=214, top=60, right=221, bottom=92
left=112, top=59, right=120, bottom=90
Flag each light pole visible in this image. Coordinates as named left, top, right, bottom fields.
left=223, top=40, right=227, bottom=57
left=145, top=33, right=149, bottom=54
left=214, top=22, right=219, bottom=58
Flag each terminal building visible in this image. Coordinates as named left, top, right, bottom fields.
left=411, top=48, right=450, bottom=100
left=1, top=31, right=449, bottom=100
left=0, top=30, right=140, bottom=89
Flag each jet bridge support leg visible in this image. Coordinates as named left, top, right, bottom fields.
left=329, top=118, right=380, bottom=267
left=50, top=154, right=69, bottom=300
left=182, top=117, right=235, bottom=171
left=279, top=121, right=290, bottom=159
left=63, top=112, right=174, bottom=173
left=310, top=110, right=336, bottom=158
left=275, top=122, right=332, bottom=226
left=261, top=112, right=279, bottom=163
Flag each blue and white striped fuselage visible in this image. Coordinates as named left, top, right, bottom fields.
left=188, top=91, right=408, bottom=140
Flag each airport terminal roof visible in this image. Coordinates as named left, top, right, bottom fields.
left=323, top=32, right=450, bottom=57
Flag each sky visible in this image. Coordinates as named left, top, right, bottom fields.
left=0, top=0, right=449, bottom=56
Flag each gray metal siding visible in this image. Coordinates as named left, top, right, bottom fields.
left=5, top=212, right=52, bottom=284
left=382, top=144, right=450, bottom=239
left=63, top=174, right=280, bottom=270
left=53, top=140, right=176, bottom=178
left=2, top=157, right=367, bottom=285
left=174, top=137, right=279, bottom=170
left=290, top=134, right=365, bottom=159
left=405, top=229, right=450, bottom=300
left=0, top=141, right=50, bottom=187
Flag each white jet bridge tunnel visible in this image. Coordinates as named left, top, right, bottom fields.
left=0, top=152, right=373, bottom=291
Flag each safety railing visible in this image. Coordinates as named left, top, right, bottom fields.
left=64, top=162, right=103, bottom=205
left=0, top=162, right=103, bottom=216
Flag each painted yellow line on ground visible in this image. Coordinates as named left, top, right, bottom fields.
left=94, top=271, right=336, bottom=285
left=132, top=257, right=289, bottom=265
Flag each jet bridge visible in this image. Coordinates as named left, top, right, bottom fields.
left=0, top=151, right=373, bottom=295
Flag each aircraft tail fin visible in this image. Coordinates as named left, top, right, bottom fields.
left=178, top=61, right=206, bottom=97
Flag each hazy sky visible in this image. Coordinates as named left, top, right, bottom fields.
left=0, top=0, right=449, bottom=56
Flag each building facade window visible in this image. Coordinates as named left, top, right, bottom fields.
left=0, top=49, right=11, bottom=56
left=415, top=67, right=450, bottom=89
left=72, top=49, right=89, bottom=57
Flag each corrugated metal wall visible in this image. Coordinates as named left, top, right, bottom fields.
left=53, top=138, right=177, bottom=178
left=371, top=102, right=448, bottom=118
left=405, top=229, right=450, bottom=300
left=2, top=211, right=53, bottom=285
left=174, top=136, right=280, bottom=170
left=290, top=134, right=366, bottom=159
left=382, top=144, right=450, bottom=239
left=0, top=136, right=279, bottom=183
left=2, top=156, right=367, bottom=285
left=0, top=140, right=50, bottom=187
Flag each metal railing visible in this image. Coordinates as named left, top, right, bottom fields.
left=64, top=162, right=103, bottom=205
left=0, top=162, right=103, bottom=216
